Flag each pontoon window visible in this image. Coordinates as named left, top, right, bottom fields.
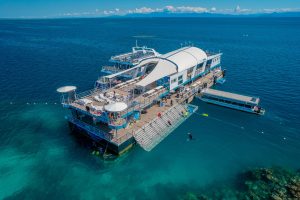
left=178, top=75, right=183, bottom=84
left=171, top=78, right=177, bottom=84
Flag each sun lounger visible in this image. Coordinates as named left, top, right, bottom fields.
left=94, top=95, right=104, bottom=102
left=91, top=104, right=103, bottom=111
left=77, top=98, right=92, bottom=106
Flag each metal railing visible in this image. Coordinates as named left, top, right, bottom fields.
left=75, top=88, right=102, bottom=100
left=134, top=103, right=187, bottom=136
left=120, top=88, right=167, bottom=116
left=67, top=116, right=113, bottom=142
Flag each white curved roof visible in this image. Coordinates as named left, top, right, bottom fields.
left=136, top=59, right=177, bottom=87
left=136, top=46, right=207, bottom=87
left=162, top=46, right=207, bottom=72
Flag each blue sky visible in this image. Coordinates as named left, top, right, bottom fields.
left=0, top=0, right=300, bottom=18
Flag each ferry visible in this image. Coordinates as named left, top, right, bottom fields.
left=200, top=88, right=265, bottom=115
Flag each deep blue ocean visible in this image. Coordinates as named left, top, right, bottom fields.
left=0, top=18, right=300, bottom=199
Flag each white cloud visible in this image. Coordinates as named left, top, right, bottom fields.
left=234, top=5, right=252, bottom=13
left=133, top=7, right=155, bottom=14
left=262, top=8, right=300, bottom=13
left=165, top=5, right=176, bottom=12
left=210, top=7, right=217, bottom=12
left=103, top=8, right=123, bottom=15
left=176, top=6, right=207, bottom=13
left=56, top=5, right=300, bottom=18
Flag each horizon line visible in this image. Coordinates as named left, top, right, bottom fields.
left=1, top=11, right=300, bottom=20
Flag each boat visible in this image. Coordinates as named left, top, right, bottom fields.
left=200, top=88, right=265, bottom=115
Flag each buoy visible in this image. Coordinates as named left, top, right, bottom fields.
left=96, top=151, right=100, bottom=156
left=202, top=113, right=209, bottom=117
left=91, top=150, right=95, bottom=155
left=283, top=137, right=286, bottom=140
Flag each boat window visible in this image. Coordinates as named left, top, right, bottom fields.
left=171, top=78, right=177, bottom=84
left=196, top=63, right=203, bottom=70
left=178, top=75, right=183, bottom=84
left=251, top=97, right=257, bottom=102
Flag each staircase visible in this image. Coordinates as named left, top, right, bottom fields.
left=133, top=103, right=197, bottom=151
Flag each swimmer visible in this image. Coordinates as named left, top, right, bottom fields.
left=187, top=132, right=193, bottom=141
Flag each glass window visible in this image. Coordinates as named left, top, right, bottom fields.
left=196, top=63, right=203, bottom=70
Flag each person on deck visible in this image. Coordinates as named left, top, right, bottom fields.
left=157, top=112, right=162, bottom=118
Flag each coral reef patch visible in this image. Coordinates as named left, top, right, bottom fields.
left=182, top=167, right=300, bottom=200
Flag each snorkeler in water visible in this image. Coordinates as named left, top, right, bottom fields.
left=187, top=132, right=193, bottom=141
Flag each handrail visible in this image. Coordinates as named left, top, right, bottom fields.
left=134, top=103, right=187, bottom=136
left=120, top=88, right=167, bottom=116
left=75, top=88, right=102, bottom=100
left=67, top=116, right=113, bottom=142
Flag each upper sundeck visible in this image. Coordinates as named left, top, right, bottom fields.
left=68, top=77, right=167, bottom=118
left=110, top=46, right=159, bottom=65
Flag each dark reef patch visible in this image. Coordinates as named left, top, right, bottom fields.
left=181, top=167, right=300, bottom=200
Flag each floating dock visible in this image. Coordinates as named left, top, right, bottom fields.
left=57, top=45, right=263, bottom=156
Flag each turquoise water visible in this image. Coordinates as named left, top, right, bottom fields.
left=0, top=18, right=300, bottom=199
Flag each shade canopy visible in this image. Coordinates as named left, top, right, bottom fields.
left=57, top=86, right=77, bottom=93
left=161, top=46, right=207, bottom=72
left=136, top=59, right=177, bottom=87
left=104, top=102, right=128, bottom=112
left=136, top=46, right=207, bottom=87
